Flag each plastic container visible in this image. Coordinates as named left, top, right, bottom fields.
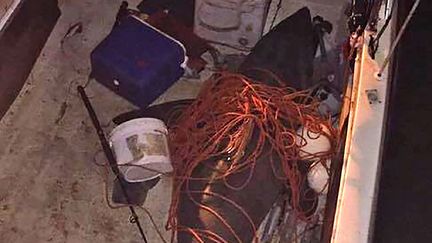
left=110, top=118, right=173, bottom=182
left=90, top=15, right=187, bottom=108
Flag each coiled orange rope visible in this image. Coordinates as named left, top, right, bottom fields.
left=167, top=72, right=337, bottom=242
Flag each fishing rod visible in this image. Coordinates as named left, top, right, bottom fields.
left=77, top=86, right=148, bottom=243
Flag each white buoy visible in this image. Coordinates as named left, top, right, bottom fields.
left=297, top=125, right=331, bottom=159
left=307, top=160, right=330, bottom=194
left=296, top=125, right=331, bottom=193
left=110, top=118, right=172, bottom=183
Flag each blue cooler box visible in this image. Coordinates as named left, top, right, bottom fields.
left=90, top=15, right=187, bottom=108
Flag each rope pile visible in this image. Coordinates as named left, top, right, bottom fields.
left=167, top=72, right=337, bottom=242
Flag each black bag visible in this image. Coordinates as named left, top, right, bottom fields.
left=239, top=7, right=315, bottom=90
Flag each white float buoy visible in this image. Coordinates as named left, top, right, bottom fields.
left=297, top=125, right=331, bottom=193
left=307, top=160, right=330, bottom=194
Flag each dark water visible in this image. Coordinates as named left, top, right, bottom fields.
left=373, top=1, right=432, bottom=242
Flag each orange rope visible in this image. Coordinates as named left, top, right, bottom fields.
left=165, top=72, right=337, bottom=242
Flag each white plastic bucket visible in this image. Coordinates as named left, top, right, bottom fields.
left=110, top=118, right=172, bottom=183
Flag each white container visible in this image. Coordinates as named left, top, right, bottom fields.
left=194, top=0, right=271, bottom=50
left=110, top=118, right=172, bottom=183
